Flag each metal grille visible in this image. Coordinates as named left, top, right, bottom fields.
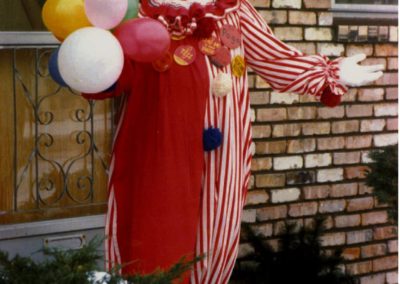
left=0, top=33, right=114, bottom=219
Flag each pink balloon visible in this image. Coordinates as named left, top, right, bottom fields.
left=85, top=0, right=128, bottom=30
left=114, top=18, right=171, bottom=63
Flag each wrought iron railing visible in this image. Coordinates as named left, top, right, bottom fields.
left=0, top=32, right=114, bottom=223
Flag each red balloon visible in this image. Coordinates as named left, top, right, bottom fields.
left=114, top=18, right=170, bottom=62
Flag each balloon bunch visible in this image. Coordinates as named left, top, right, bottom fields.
left=43, top=0, right=170, bottom=93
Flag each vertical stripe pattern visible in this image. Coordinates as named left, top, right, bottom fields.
left=106, top=0, right=348, bottom=282
left=191, top=1, right=348, bottom=283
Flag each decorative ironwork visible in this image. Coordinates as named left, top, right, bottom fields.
left=6, top=45, right=114, bottom=213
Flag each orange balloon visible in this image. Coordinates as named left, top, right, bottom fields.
left=42, top=0, right=92, bottom=40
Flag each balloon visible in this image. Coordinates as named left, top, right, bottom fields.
left=114, top=18, right=170, bottom=62
left=58, top=27, right=124, bottom=94
left=85, top=0, right=128, bottom=30
left=42, top=0, right=91, bottom=40
left=48, top=48, right=68, bottom=87
left=123, top=0, right=139, bottom=21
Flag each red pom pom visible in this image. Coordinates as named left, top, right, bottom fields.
left=193, top=18, right=217, bottom=39
left=320, top=86, right=342, bottom=108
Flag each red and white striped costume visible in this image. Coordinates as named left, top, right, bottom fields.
left=84, top=0, right=348, bottom=283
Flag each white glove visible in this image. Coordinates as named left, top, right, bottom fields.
left=337, top=53, right=384, bottom=87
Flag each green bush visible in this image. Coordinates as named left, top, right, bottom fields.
left=0, top=237, right=199, bottom=284
left=364, top=144, right=398, bottom=224
left=231, top=217, right=355, bottom=284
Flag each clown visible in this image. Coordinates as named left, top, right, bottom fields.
left=82, top=0, right=383, bottom=283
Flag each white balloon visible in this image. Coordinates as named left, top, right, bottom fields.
left=58, top=27, right=124, bottom=93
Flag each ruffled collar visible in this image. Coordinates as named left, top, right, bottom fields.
left=140, top=0, right=240, bottom=37
left=141, top=0, right=240, bottom=19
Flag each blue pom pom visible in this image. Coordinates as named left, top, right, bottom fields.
left=203, top=127, right=222, bottom=152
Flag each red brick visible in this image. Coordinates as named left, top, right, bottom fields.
left=289, top=11, right=316, bottom=25
left=273, top=27, right=303, bottom=41
left=248, top=0, right=270, bottom=7
left=342, top=247, right=361, bottom=260
left=344, top=165, right=369, bottom=179
left=287, top=106, right=317, bottom=120
left=303, top=0, right=331, bottom=8
left=362, top=211, right=388, bottom=226
left=331, top=120, right=359, bottom=134
left=252, top=125, right=272, bottom=138
left=361, top=243, right=387, bottom=258
left=319, top=200, right=346, bottom=213
left=373, top=226, right=398, bottom=240
left=290, top=42, right=316, bottom=54
left=358, top=183, right=373, bottom=195
left=250, top=91, right=269, bottom=105
left=256, top=205, right=287, bottom=221
left=272, top=123, right=301, bottom=137
left=317, top=106, right=345, bottom=119
left=310, top=32, right=336, bottom=45
left=375, top=44, right=398, bottom=56
left=317, top=137, right=345, bottom=150
left=320, top=232, right=346, bottom=246
left=255, top=140, right=286, bottom=154
left=386, top=118, right=398, bottom=130
left=333, top=151, right=360, bottom=165
left=303, top=185, right=330, bottom=199
left=373, top=255, right=398, bottom=272
left=255, top=173, right=286, bottom=188
left=388, top=239, right=397, bottom=253
left=346, top=261, right=372, bottom=275
left=287, top=138, right=316, bottom=153
left=335, top=214, right=361, bottom=228
left=359, top=273, right=385, bottom=284
left=361, top=58, right=387, bottom=69
left=386, top=87, right=398, bottom=100
left=386, top=271, right=398, bottom=284
left=346, top=104, right=373, bottom=117
left=346, top=44, right=374, bottom=56
left=347, top=197, right=374, bottom=212
left=245, top=190, right=269, bottom=205
left=361, top=119, right=386, bottom=132
left=257, top=108, right=287, bottom=122
left=387, top=57, right=397, bottom=70
left=251, top=158, right=272, bottom=171
left=345, top=135, right=372, bottom=149
left=330, top=183, right=358, bottom=197
left=342, top=88, right=358, bottom=102
left=347, top=229, right=374, bottom=244
left=288, top=202, right=318, bottom=217
left=358, top=88, right=385, bottom=101
left=376, top=72, right=398, bottom=86
left=260, top=10, right=287, bottom=24
left=302, top=122, right=330, bottom=136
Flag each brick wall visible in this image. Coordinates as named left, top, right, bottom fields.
left=240, top=0, right=398, bottom=283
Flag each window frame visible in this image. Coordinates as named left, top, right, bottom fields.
left=330, top=0, right=398, bottom=24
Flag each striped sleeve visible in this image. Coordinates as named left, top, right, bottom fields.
left=239, top=0, right=348, bottom=101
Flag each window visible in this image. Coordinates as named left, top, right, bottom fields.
left=0, top=0, right=114, bottom=225
left=331, top=0, right=398, bottom=24
left=331, top=0, right=398, bottom=42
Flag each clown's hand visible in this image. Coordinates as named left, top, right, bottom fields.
left=338, top=53, right=384, bottom=87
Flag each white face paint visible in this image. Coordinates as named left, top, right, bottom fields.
left=148, top=0, right=215, bottom=9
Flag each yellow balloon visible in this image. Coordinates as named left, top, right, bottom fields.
left=42, top=0, right=92, bottom=40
